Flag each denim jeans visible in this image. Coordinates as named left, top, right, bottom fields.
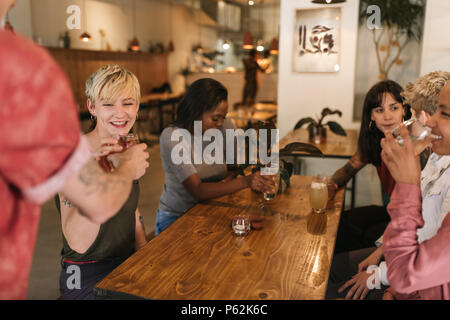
left=154, top=209, right=180, bottom=236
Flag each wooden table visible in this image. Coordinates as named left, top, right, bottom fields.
left=280, top=128, right=358, bottom=208
left=280, top=128, right=357, bottom=159
left=95, top=176, right=345, bottom=300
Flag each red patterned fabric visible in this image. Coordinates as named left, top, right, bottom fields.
left=0, top=30, right=83, bottom=299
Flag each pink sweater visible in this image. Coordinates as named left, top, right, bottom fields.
left=384, top=183, right=450, bottom=300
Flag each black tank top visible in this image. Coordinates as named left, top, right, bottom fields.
left=55, top=180, right=140, bottom=262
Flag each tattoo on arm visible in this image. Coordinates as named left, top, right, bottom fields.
left=332, top=162, right=359, bottom=188
left=138, top=214, right=146, bottom=232
left=62, top=198, right=73, bottom=208
left=78, top=159, right=127, bottom=196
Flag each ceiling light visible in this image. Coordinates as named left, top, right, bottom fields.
left=243, top=31, right=254, bottom=49
left=311, top=0, right=346, bottom=4
left=222, top=40, right=230, bottom=50
left=80, top=32, right=91, bottom=42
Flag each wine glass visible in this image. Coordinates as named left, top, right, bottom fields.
left=261, top=165, right=280, bottom=201
left=391, top=118, right=441, bottom=156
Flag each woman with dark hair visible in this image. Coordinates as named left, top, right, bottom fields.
left=325, top=80, right=414, bottom=300
left=154, top=78, right=275, bottom=235
left=329, top=80, right=412, bottom=253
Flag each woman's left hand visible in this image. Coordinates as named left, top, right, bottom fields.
left=246, top=171, right=276, bottom=193
left=338, top=271, right=372, bottom=300
left=380, top=125, right=421, bottom=186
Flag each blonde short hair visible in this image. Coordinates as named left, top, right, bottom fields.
left=85, top=64, right=141, bottom=104
left=401, top=71, right=450, bottom=115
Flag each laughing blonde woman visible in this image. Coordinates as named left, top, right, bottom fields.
left=56, top=65, right=149, bottom=300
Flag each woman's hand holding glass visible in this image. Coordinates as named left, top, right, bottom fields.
left=94, top=137, right=124, bottom=159
left=246, top=171, right=276, bottom=194
left=326, top=179, right=338, bottom=200
left=111, top=143, right=150, bottom=180
left=381, top=125, right=421, bottom=186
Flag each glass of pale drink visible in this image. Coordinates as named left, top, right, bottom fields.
left=310, top=175, right=328, bottom=213
left=391, top=118, right=441, bottom=156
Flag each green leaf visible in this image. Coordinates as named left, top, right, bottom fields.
left=326, top=121, right=347, bottom=136
left=280, top=167, right=291, bottom=188
left=281, top=159, right=294, bottom=178
left=293, top=117, right=315, bottom=131
left=321, top=108, right=342, bottom=118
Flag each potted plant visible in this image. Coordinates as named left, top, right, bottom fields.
left=293, top=107, right=346, bottom=144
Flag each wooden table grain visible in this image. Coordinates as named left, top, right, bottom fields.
left=95, top=176, right=345, bottom=300
left=280, top=128, right=358, bottom=159
left=280, top=128, right=358, bottom=209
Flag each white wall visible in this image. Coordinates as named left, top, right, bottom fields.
left=353, top=21, right=422, bottom=120
left=4, top=0, right=32, bottom=38
left=420, top=0, right=450, bottom=75
left=278, top=0, right=360, bottom=139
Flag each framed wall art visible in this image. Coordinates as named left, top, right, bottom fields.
left=293, top=7, right=341, bottom=73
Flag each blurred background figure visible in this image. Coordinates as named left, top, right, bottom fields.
left=242, top=49, right=265, bottom=106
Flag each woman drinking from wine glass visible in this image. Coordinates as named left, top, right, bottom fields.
left=380, top=82, right=450, bottom=300
left=326, top=72, right=449, bottom=300
left=56, top=65, right=149, bottom=299
left=155, top=78, right=276, bottom=235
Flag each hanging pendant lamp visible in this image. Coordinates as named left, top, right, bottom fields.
left=80, top=32, right=92, bottom=42
left=269, top=37, right=278, bottom=55
left=80, top=0, right=91, bottom=42
left=130, top=37, right=140, bottom=51
left=243, top=31, right=254, bottom=49
left=129, top=0, right=140, bottom=51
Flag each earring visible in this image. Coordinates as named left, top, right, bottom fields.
left=369, top=120, right=374, bottom=130
left=90, top=114, right=96, bottom=121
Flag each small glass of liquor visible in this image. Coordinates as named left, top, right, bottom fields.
left=391, top=118, right=441, bottom=156
left=98, top=133, right=139, bottom=172
left=232, top=214, right=250, bottom=236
